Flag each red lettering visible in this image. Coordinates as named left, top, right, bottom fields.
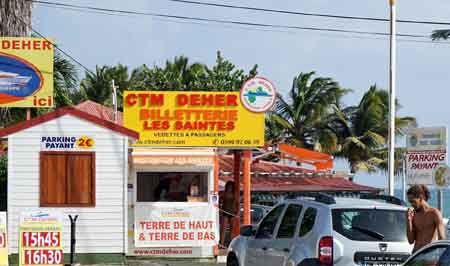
left=43, top=41, right=52, bottom=50
left=215, top=94, right=225, bottom=106
left=38, top=98, right=46, bottom=106
left=33, top=41, right=42, bottom=50
left=126, top=93, right=137, bottom=106
left=226, top=94, right=238, bottom=106
left=227, top=121, right=235, bottom=130
left=191, top=94, right=200, bottom=105
left=12, top=40, right=20, bottom=49
left=202, top=94, right=214, bottom=106
left=143, top=121, right=170, bottom=130
left=138, top=93, right=149, bottom=106
left=177, top=94, right=188, bottom=106
left=22, top=40, right=31, bottom=49
left=2, top=40, right=10, bottom=49
left=150, top=94, right=164, bottom=106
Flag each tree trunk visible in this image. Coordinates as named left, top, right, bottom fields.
left=0, top=0, right=32, bottom=37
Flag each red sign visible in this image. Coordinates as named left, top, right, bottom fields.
left=23, top=250, right=63, bottom=265
left=22, top=232, right=60, bottom=248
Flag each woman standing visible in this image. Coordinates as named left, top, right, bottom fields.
left=220, top=181, right=237, bottom=246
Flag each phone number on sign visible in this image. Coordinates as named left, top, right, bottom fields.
left=22, top=232, right=60, bottom=247
left=212, top=139, right=260, bottom=145
left=23, top=249, right=63, bottom=265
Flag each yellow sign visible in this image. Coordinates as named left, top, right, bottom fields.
left=0, top=38, right=54, bottom=107
left=76, top=136, right=95, bottom=149
left=0, top=212, right=7, bottom=266
left=19, top=212, right=63, bottom=266
left=124, top=91, right=265, bottom=147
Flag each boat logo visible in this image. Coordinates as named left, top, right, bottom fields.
left=240, top=77, right=276, bottom=113
left=0, top=52, right=43, bottom=104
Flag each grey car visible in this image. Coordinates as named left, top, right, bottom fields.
left=227, top=194, right=413, bottom=266
left=401, top=240, right=450, bottom=266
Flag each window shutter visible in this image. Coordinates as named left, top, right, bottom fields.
left=67, top=153, right=95, bottom=206
left=40, top=153, right=67, bottom=206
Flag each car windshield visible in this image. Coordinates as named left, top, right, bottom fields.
left=332, top=208, right=407, bottom=242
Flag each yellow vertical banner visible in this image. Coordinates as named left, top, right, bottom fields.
left=19, top=211, right=63, bottom=266
left=0, top=212, right=8, bottom=266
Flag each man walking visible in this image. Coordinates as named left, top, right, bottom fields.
left=407, top=184, right=446, bottom=253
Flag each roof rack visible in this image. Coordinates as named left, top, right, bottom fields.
left=360, top=194, right=406, bottom=206
left=286, top=192, right=336, bottom=205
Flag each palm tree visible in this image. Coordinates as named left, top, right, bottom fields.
left=270, top=72, right=348, bottom=154
left=332, top=85, right=416, bottom=173
left=80, top=66, right=115, bottom=105
left=432, top=30, right=450, bottom=40
left=53, top=52, right=78, bottom=107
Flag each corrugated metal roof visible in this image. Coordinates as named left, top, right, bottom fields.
left=219, top=155, right=378, bottom=192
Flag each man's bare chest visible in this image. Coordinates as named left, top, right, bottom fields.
left=414, top=212, right=435, bottom=230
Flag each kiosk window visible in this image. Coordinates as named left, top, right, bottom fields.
left=137, top=172, right=208, bottom=202
left=40, top=152, right=95, bottom=207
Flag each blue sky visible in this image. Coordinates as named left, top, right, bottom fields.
left=32, top=0, right=450, bottom=188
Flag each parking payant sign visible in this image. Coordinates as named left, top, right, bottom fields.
left=406, top=127, right=447, bottom=185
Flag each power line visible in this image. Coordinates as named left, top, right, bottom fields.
left=168, top=0, right=450, bottom=27
left=32, top=0, right=429, bottom=39
left=35, top=1, right=450, bottom=46
left=153, top=16, right=450, bottom=45
left=11, top=11, right=94, bottom=75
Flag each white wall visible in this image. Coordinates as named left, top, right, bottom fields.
left=7, top=114, right=128, bottom=254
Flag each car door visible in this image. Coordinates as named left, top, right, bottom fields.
left=404, top=245, right=450, bottom=266
left=264, top=204, right=303, bottom=266
left=245, top=204, right=286, bottom=266
left=297, top=207, right=319, bottom=260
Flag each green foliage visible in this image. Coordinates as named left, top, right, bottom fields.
left=268, top=71, right=348, bottom=154
left=0, top=156, right=6, bottom=186
left=331, top=85, right=416, bottom=173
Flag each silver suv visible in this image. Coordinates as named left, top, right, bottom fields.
left=227, top=194, right=413, bottom=266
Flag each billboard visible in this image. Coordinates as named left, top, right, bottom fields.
left=0, top=38, right=54, bottom=107
left=124, top=91, right=268, bottom=147
left=406, top=127, right=447, bottom=185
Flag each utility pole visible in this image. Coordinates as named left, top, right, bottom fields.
left=388, top=0, right=397, bottom=196
left=111, top=79, right=118, bottom=123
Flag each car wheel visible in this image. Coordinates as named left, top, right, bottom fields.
left=227, top=254, right=239, bottom=266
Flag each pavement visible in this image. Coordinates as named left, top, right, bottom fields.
left=126, top=259, right=224, bottom=266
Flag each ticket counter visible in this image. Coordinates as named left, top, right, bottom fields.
left=127, top=148, right=219, bottom=258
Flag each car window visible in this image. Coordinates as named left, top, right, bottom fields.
left=277, top=204, right=303, bottom=239
left=404, top=245, right=450, bottom=266
left=332, top=209, right=407, bottom=242
left=299, top=207, right=317, bottom=237
left=239, top=206, right=266, bottom=225
left=255, top=204, right=285, bottom=239
left=251, top=208, right=265, bottom=225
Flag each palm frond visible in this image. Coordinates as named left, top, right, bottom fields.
left=432, top=29, right=450, bottom=40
